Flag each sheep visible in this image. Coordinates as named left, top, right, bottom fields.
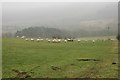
left=64, top=40, right=67, bottom=43
left=36, top=39, right=40, bottom=42
left=16, top=36, right=19, bottom=38
left=77, top=39, right=81, bottom=42
left=52, top=39, right=57, bottom=43
left=40, top=39, right=43, bottom=41
left=110, top=39, right=115, bottom=41
left=48, top=39, right=51, bottom=43
left=58, top=39, right=61, bottom=43
left=52, top=39, right=61, bottom=43
left=67, top=38, right=71, bottom=40
left=92, top=40, right=95, bottom=43
left=21, top=36, right=25, bottom=39
left=52, top=39, right=55, bottom=43
left=25, top=38, right=28, bottom=41
left=67, top=38, right=73, bottom=42
left=30, top=38, right=34, bottom=41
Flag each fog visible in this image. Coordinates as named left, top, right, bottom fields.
left=2, top=2, right=118, bottom=33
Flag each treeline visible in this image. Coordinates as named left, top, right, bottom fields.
left=15, top=27, right=72, bottom=38
left=14, top=26, right=117, bottom=38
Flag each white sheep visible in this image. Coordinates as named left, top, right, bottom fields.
left=16, top=36, right=19, bottom=38
left=25, top=38, right=28, bottom=41
left=40, top=39, right=43, bottom=41
left=52, top=39, right=56, bottom=43
left=64, top=40, right=67, bottom=43
left=110, top=39, right=114, bottom=41
left=21, top=36, right=25, bottom=39
left=48, top=39, right=51, bottom=43
left=52, top=39, right=60, bottom=43
left=92, top=40, right=95, bottom=43
left=31, top=38, right=34, bottom=41
left=37, top=39, right=40, bottom=42
left=58, top=39, right=61, bottom=43
left=67, top=38, right=71, bottom=40
left=78, top=39, right=81, bottom=42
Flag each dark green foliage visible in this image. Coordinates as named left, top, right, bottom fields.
left=15, top=26, right=117, bottom=38
left=15, top=27, right=69, bottom=38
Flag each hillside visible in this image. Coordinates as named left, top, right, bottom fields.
left=14, top=26, right=118, bottom=38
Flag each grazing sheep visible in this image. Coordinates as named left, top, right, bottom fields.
left=25, top=38, right=28, bottom=41
left=52, top=39, right=57, bottom=43
left=21, top=36, right=25, bottom=39
left=16, top=36, right=19, bottom=38
left=40, top=39, right=43, bottom=41
left=67, top=38, right=71, bottom=40
left=36, top=39, right=40, bottom=42
left=67, top=38, right=73, bottom=42
left=58, top=39, right=61, bottom=43
left=48, top=39, right=51, bottom=43
left=52, top=39, right=61, bottom=43
left=110, top=39, right=115, bottom=41
left=92, top=40, right=95, bottom=43
left=31, top=38, right=34, bottom=41
left=78, top=39, right=81, bottom=42
left=64, top=40, right=67, bottom=43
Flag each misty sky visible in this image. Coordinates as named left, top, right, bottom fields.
left=2, top=2, right=118, bottom=31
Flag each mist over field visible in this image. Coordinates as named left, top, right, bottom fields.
left=2, top=2, right=118, bottom=37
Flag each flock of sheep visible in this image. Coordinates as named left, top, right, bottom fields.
left=17, top=36, right=115, bottom=43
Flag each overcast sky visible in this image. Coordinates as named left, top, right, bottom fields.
left=2, top=2, right=118, bottom=31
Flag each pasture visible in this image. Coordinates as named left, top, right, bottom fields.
left=2, top=38, right=118, bottom=78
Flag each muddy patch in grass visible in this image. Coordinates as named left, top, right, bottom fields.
left=12, top=69, right=31, bottom=78
left=50, top=65, right=61, bottom=71
left=76, top=58, right=100, bottom=61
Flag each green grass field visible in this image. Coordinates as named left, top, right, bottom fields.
left=2, top=38, right=118, bottom=78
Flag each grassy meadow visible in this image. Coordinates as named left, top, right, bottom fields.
left=2, top=38, right=118, bottom=78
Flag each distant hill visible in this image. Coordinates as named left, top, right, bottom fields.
left=15, top=27, right=72, bottom=38
left=14, top=26, right=118, bottom=38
